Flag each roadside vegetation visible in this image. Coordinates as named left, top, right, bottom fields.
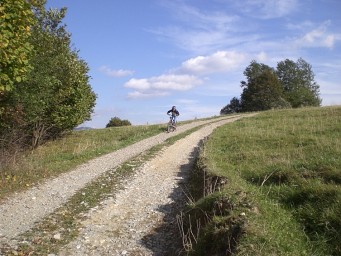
left=0, top=124, right=164, bottom=200
left=0, top=116, right=218, bottom=200
left=182, top=106, right=341, bottom=255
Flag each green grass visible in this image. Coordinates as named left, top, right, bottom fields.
left=0, top=124, right=167, bottom=200
left=187, top=106, right=341, bottom=255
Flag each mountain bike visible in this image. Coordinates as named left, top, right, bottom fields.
left=167, top=114, right=177, bottom=133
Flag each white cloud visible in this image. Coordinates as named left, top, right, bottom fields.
left=99, top=66, right=134, bottom=77
left=151, top=24, right=241, bottom=54
left=255, top=51, right=268, bottom=62
left=124, top=50, right=249, bottom=99
left=295, top=21, right=339, bottom=49
left=124, top=78, right=150, bottom=90
left=178, top=51, right=246, bottom=75
left=241, top=0, right=299, bottom=19
left=124, top=50, right=248, bottom=99
left=151, top=1, right=241, bottom=53
left=127, top=91, right=170, bottom=99
left=160, top=1, right=238, bottom=31
left=124, top=74, right=203, bottom=99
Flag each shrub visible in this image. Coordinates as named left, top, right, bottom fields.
left=106, top=117, right=132, bottom=127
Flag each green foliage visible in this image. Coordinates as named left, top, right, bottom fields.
left=242, top=60, right=274, bottom=83
left=241, top=69, right=285, bottom=111
left=0, top=0, right=35, bottom=91
left=106, top=116, right=132, bottom=127
left=220, top=97, right=241, bottom=114
left=24, top=5, right=96, bottom=143
left=199, top=106, right=341, bottom=255
left=221, top=58, right=321, bottom=114
left=0, top=3, right=96, bottom=149
left=277, top=58, right=321, bottom=107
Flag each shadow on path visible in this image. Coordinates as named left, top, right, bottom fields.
left=139, top=144, right=201, bottom=256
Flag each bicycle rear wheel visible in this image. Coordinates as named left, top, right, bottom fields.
left=167, top=123, right=174, bottom=132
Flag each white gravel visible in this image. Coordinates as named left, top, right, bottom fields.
left=0, top=116, right=244, bottom=253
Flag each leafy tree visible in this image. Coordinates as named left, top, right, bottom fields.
left=22, top=5, right=96, bottom=147
left=0, top=0, right=36, bottom=91
left=276, top=58, right=321, bottom=107
left=220, top=97, right=241, bottom=114
left=106, top=117, right=132, bottom=128
left=241, top=60, right=274, bottom=86
left=0, top=2, right=96, bottom=149
left=240, top=68, right=286, bottom=111
left=228, top=58, right=319, bottom=113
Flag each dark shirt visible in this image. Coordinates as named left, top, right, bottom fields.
left=167, top=109, right=179, bottom=116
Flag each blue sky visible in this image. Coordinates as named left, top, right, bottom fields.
left=47, top=0, right=341, bottom=128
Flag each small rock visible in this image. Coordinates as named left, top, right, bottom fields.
left=53, top=233, right=61, bottom=240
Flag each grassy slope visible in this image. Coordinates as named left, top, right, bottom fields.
left=192, top=106, right=341, bottom=255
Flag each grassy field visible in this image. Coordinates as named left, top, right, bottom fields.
left=187, top=106, right=341, bottom=255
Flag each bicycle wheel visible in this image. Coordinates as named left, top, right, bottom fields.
left=167, top=123, right=174, bottom=132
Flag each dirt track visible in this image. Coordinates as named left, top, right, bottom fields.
left=0, top=116, right=247, bottom=255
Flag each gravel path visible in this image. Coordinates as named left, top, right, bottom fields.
left=0, top=116, right=243, bottom=253
left=58, top=118, right=240, bottom=256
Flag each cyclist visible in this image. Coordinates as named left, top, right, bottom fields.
left=167, top=106, right=180, bottom=125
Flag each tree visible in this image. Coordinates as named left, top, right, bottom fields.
left=220, top=58, right=320, bottom=115
left=0, top=3, right=96, bottom=149
left=0, top=0, right=36, bottom=91
left=276, top=58, right=321, bottom=107
left=23, top=5, right=96, bottom=147
left=220, top=97, right=241, bottom=114
left=242, top=60, right=274, bottom=85
left=106, top=117, right=132, bottom=127
left=240, top=68, right=286, bottom=111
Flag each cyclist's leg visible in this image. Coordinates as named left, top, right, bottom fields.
left=171, top=115, right=176, bottom=124
left=172, top=115, right=177, bottom=127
